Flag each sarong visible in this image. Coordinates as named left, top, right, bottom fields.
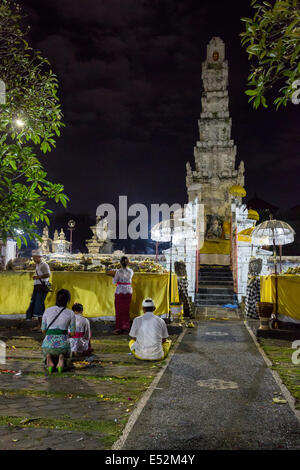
left=26, top=285, right=47, bottom=319
left=245, top=276, right=260, bottom=319
left=115, top=293, right=132, bottom=330
left=42, top=333, right=71, bottom=360
left=129, top=339, right=172, bottom=361
left=69, top=332, right=93, bottom=355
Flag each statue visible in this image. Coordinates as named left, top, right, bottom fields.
left=59, top=228, right=66, bottom=240
left=39, top=226, right=52, bottom=254
left=206, top=216, right=223, bottom=239
left=52, top=228, right=71, bottom=254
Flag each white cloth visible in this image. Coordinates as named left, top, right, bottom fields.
left=42, top=306, right=75, bottom=331
left=34, top=260, right=51, bottom=286
left=278, top=314, right=300, bottom=325
left=129, top=312, right=169, bottom=360
left=113, top=267, right=134, bottom=294
left=69, top=315, right=91, bottom=354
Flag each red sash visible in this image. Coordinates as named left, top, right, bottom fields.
left=73, top=332, right=85, bottom=338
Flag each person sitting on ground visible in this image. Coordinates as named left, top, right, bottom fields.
left=41, top=289, right=75, bottom=374
left=129, top=298, right=171, bottom=361
left=69, top=303, right=92, bottom=357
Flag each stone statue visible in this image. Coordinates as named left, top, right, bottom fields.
left=59, top=228, right=66, bottom=240
left=206, top=216, right=223, bottom=239
left=39, top=226, right=51, bottom=254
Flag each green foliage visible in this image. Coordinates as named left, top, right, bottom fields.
left=0, top=0, right=68, bottom=243
left=241, top=0, right=300, bottom=109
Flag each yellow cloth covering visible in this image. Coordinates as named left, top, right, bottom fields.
left=199, top=239, right=231, bottom=266
left=0, top=271, right=179, bottom=318
left=260, top=275, right=300, bottom=320
left=199, top=239, right=231, bottom=255
left=129, top=338, right=172, bottom=361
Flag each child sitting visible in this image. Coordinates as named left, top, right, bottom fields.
left=69, top=303, right=92, bottom=357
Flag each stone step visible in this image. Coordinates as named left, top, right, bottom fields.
left=199, top=277, right=233, bottom=283
left=195, top=300, right=238, bottom=307
left=199, top=265, right=231, bottom=270
left=195, top=291, right=236, bottom=297
left=194, top=306, right=241, bottom=319
left=199, top=269, right=232, bottom=276
left=199, top=271, right=232, bottom=277
left=197, top=288, right=235, bottom=295
left=198, top=281, right=234, bottom=287
left=195, top=297, right=237, bottom=304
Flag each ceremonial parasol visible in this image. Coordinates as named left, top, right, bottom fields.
left=252, top=218, right=295, bottom=318
left=252, top=219, right=295, bottom=272
left=151, top=216, right=196, bottom=322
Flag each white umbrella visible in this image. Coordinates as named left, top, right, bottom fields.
left=151, top=217, right=196, bottom=323
left=252, top=219, right=295, bottom=247
left=252, top=219, right=295, bottom=318
left=151, top=220, right=195, bottom=244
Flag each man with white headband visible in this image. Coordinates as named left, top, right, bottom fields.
left=26, top=249, right=51, bottom=330
left=129, top=298, right=171, bottom=360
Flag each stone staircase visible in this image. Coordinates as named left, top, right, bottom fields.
left=194, top=265, right=238, bottom=308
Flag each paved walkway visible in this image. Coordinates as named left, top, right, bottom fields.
left=122, top=320, right=300, bottom=450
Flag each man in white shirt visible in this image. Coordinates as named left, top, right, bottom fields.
left=129, top=298, right=171, bottom=360
left=26, top=249, right=51, bottom=330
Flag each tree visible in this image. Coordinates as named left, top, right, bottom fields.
left=241, top=0, right=300, bottom=109
left=0, top=0, right=68, bottom=247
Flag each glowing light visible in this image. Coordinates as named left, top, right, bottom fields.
left=15, top=118, right=25, bottom=128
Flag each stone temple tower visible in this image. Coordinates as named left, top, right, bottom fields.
left=186, top=37, right=244, bottom=233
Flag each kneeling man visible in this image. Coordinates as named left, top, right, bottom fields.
left=129, top=298, right=171, bottom=360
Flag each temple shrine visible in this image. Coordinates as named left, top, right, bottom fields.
left=186, top=37, right=245, bottom=266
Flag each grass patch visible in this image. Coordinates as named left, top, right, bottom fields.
left=0, top=415, right=126, bottom=449
left=0, top=384, right=151, bottom=402
left=259, top=338, right=300, bottom=409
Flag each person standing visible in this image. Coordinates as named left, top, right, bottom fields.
left=112, top=256, right=134, bottom=334
left=26, top=249, right=51, bottom=330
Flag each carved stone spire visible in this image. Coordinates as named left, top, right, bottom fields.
left=186, top=37, right=245, bottom=221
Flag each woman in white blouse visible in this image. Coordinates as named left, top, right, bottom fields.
left=111, top=256, right=134, bottom=334
left=41, top=289, right=76, bottom=374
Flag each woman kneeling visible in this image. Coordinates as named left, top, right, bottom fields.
left=41, top=289, right=76, bottom=374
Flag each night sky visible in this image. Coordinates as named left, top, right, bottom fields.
left=20, top=0, right=300, bottom=219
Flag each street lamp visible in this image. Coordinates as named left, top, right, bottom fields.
left=68, top=220, right=76, bottom=254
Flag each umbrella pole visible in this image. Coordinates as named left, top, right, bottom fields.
left=168, top=234, right=173, bottom=324
left=156, top=241, right=159, bottom=261
left=273, top=238, right=278, bottom=318
left=279, top=245, right=282, bottom=273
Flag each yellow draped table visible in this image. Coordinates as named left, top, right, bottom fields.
left=260, top=274, right=300, bottom=320
left=0, top=271, right=179, bottom=318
